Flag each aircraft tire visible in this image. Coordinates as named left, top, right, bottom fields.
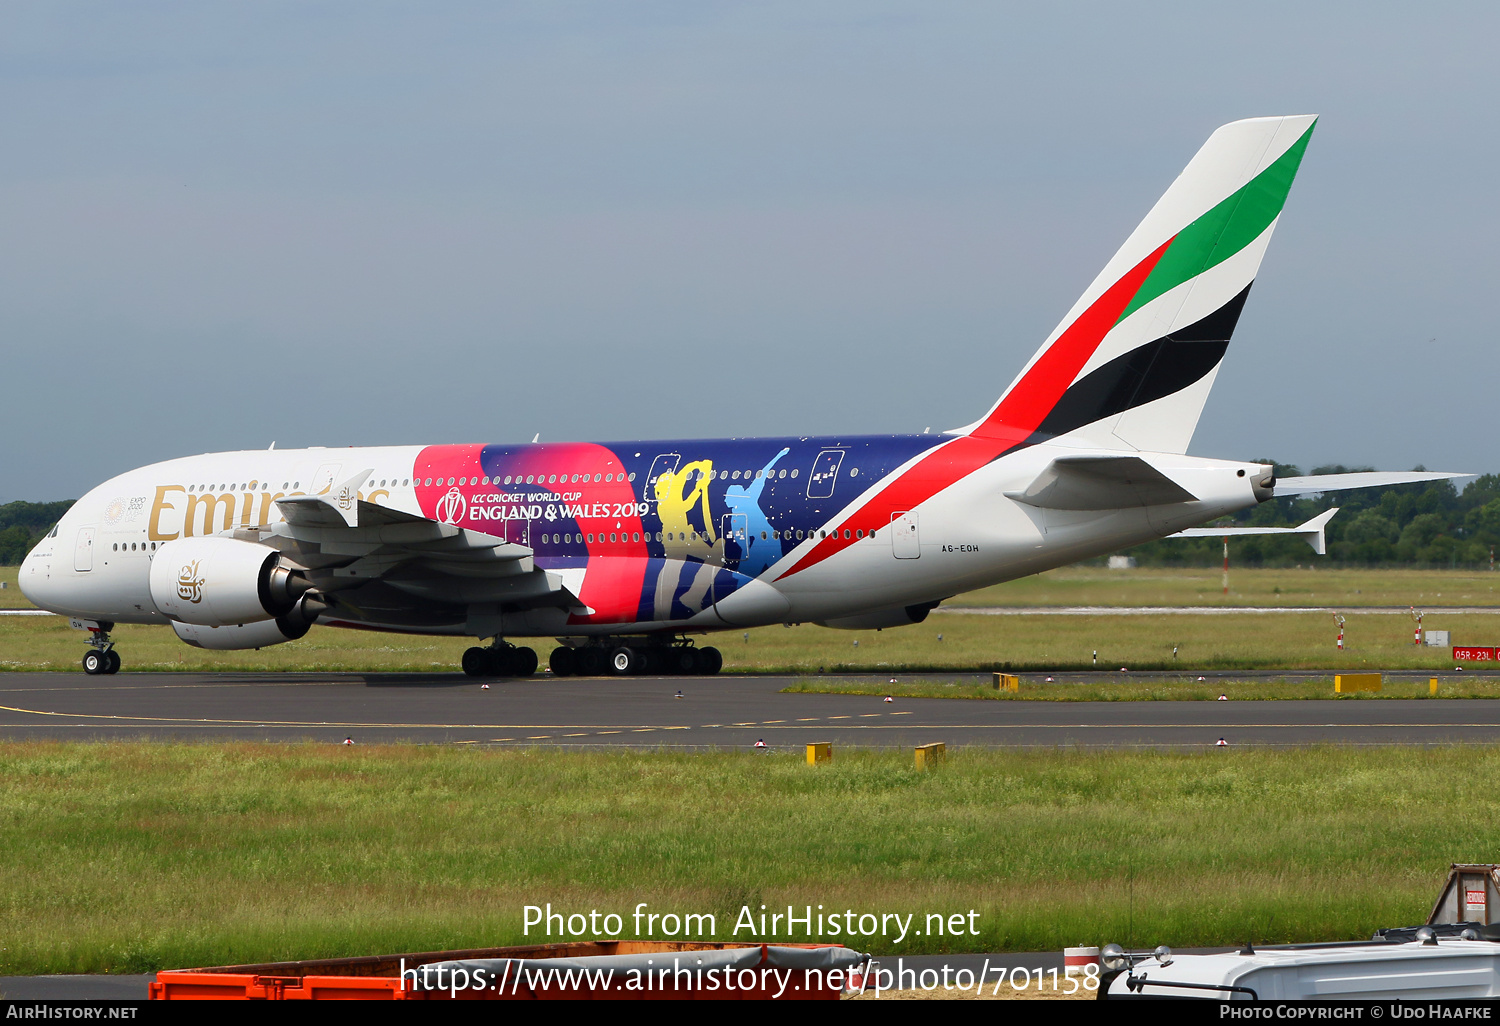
left=609, top=647, right=640, bottom=676
left=670, top=648, right=698, bottom=675
left=698, top=647, right=723, bottom=675
left=576, top=647, right=606, bottom=676
left=461, top=647, right=489, bottom=677
left=82, top=650, right=105, bottom=675
left=105, top=650, right=121, bottom=674
left=512, top=647, right=538, bottom=678
left=549, top=647, right=576, bottom=677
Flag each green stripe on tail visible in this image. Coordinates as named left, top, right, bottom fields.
left=1117, top=121, right=1316, bottom=324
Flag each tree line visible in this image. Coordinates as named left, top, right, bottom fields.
left=1118, top=463, right=1500, bottom=568
left=0, top=501, right=76, bottom=565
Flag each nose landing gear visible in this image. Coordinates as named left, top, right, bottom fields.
left=80, top=621, right=121, bottom=676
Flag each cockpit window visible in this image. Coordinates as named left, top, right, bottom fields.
left=47, top=525, right=58, bottom=538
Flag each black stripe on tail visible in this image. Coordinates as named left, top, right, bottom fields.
left=1025, top=283, right=1252, bottom=444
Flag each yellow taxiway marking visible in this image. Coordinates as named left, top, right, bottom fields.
left=795, top=717, right=820, bottom=722
left=828, top=715, right=852, bottom=719
left=562, top=733, right=588, bottom=737
left=526, top=735, right=551, bottom=739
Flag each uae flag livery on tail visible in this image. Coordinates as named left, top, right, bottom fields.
left=975, top=114, right=1316, bottom=453
left=781, top=115, right=1316, bottom=579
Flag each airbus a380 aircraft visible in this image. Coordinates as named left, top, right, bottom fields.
left=20, top=115, right=1461, bottom=677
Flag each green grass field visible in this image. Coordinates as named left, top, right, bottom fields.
left=1, top=608, right=1492, bottom=675
left=4, top=565, right=1498, bottom=675
left=0, top=743, right=1492, bottom=974
left=960, top=566, right=1500, bottom=608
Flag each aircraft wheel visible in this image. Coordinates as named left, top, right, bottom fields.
left=610, top=647, right=640, bottom=676
left=670, top=648, right=698, bottom=675
left=82, top=650, right=106, bottom=675
left=461, top=647, right=489, bottom=677
left=697, top=647, right=723, bottom=675
left=512, top=647, right=538, bottom=678
left=549, top=647, right=577, bottom=677
left=105, top=650, right=122, bottom=675
left=577, top=647, right=606, bottom=676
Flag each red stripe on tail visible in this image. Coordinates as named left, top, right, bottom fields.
left=777, top=238, right=1171, bottom=580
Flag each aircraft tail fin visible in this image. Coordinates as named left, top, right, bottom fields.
left=962, top=115, right=1317, bottom=454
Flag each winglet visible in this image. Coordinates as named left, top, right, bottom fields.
left=1171, top=507, right=1339, bottom=554
left=276, top=468, right=373, bottom=528
left=1296, top=507, right=1338, bottom=556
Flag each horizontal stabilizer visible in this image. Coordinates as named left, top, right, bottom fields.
left=1174, top=507, right=1339, bottom=554
left=1274, top=471, right=1470, bottom=496
left=1007, top=455, right=1198, bottom=510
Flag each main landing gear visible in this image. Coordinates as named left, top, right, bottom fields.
left=548, top=640, right=723, bottom=678
left=461, top=643, right=538, bottom=678
left=81, top=622, right=121, bottom=676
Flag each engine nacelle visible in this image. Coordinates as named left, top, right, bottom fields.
left=150, top=536, right=311, bottom=627
left=170, top=613, right=313, bottom=650
left=818, top=600, right=940, bottom=631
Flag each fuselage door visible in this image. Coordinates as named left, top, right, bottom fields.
left=891, top=511, right=920, bottom=558
left=310, top=463, right=343, bottom=496
left=73, top=527, right=95, bottom=572
left=644, top=453, right=681, bottom=502
left=721, top=514, right=748, bottom=568
left=503, top=516, right=530, bottom=548
left=806, top=450, right=845, bottom=499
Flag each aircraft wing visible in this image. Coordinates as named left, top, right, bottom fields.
left=1273, top=471, right=1470, bottom=496
left=251, top=470, right=583, bottom=621
left=1172, top=508, right=1339, bottom=554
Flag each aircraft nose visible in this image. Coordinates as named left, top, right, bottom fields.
left=17, top=547, right=52, bottom=609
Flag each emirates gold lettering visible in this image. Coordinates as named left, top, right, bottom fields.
left=149, top=485, right=185, bottom=541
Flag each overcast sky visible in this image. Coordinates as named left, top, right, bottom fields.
left=2, top=2, right=1496, bottom=501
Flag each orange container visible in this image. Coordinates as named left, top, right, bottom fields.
left=150, top=940, right=858, bottom=1001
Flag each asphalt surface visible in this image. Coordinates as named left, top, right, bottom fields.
left=2, top=669, right=1500, bottom=747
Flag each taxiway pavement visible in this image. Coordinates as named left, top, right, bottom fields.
left=1, top=670, right=1498, bottom=747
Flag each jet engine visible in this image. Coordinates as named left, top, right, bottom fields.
left=170, top=609, right=316, bottom=650
left=149, top=536, right=314, bottom=627
left=818, top=600, right=941, bottom=631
